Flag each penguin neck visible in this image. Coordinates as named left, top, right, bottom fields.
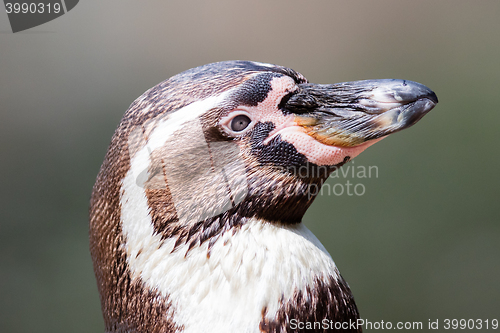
left=140, top=162, right=332, bottom=249
left=121, top=201, right=343, bottom=331
left=114, top=155, right=359, bottom=331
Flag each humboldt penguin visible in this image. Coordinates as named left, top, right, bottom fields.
left=89, top=61, right=437, bottom=333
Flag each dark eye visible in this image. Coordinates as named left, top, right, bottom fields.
left=230, top=115, right=251, bottom=132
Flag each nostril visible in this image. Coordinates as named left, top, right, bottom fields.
left=278, top=91, right=295, bottom=111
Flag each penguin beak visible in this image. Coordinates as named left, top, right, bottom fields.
left=286, top=79, right=438, bottom=147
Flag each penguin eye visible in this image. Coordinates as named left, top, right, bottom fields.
left=230, top=115, right=251, bottom=132
left=220, top=110, right=254, bottom=136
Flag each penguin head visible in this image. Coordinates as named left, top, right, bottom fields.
left=119, top=61, right=437, bottom=231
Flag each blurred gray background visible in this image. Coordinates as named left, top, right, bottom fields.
left=1, top=1, right=499, bottom=332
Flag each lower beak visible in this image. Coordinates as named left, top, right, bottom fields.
left=287, top=79, right=438, bottom=147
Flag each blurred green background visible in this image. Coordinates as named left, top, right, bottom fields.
left=1, top=1, right=499, bottom=332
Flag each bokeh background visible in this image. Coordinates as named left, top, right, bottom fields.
left=1, top=1, right=499, bottom=332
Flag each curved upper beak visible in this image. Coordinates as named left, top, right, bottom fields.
left=286, top=79, right=438, bottom=147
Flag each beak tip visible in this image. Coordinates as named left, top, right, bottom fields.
left=428, top=91, right=438, bottom=104
left=393, top=79, right=438, bottom=105
left=364, top=79, right=438, bottom=107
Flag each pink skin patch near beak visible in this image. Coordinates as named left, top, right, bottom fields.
left=266, top=122, right=384, bottom=166
left=233, top=75, right=384, bottom=166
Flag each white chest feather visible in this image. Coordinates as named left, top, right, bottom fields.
left=121, top=175, right=339, bottom=332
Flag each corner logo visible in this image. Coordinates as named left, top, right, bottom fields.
left=3, top=0, right=79, bottom=33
